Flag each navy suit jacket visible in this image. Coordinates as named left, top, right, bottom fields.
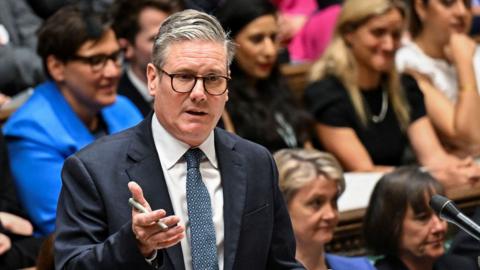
left=54, top=114, right=303, bottom=270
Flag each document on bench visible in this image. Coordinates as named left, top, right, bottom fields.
left=338, top=172, right=383, bottom=212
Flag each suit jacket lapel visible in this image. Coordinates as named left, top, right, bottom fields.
left=215, top=129, right=246, bottom=270
left=125, top=115, right=185, bottom=270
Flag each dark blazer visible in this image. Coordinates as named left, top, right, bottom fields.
left=54, top=114, right=303, bottom=270
left=118, top=73, right=152, bottom=117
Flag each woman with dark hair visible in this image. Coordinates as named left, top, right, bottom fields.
left=363, top=166, right=476, bottom=270
left=214, top=0, right=312, bottom=153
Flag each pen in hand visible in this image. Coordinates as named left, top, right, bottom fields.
left=128, top=198, right=169, bottom=231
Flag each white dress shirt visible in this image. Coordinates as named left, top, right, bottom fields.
left=151, top=114, right=224, bottom=270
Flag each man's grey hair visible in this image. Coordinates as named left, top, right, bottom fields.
left=152, top=9, right=235, bottom=69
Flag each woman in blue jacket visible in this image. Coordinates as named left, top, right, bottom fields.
left=2, top=4, right=142, bottom=236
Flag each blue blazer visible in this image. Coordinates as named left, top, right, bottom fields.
left=54, top=115, right=304, bottom=269
left=3, top=81, right=142, bottom=235
left=326, top=254, right=376, bottom=270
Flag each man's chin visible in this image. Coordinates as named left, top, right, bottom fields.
left=177, top=126, right=212, bottom=146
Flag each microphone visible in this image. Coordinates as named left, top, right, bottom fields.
left=430, top=194, right=480, bottom=242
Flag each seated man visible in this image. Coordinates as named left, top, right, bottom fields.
left=2, top=3, right=142, bottom=236
left=111, top=0, right=183, bottom=116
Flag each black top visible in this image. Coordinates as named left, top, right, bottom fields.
left=375, top=254, right=477, bottom=270
left=304, top=75, right=425, bottom=166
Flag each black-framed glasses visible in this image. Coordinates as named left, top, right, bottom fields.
left=70, top=50, right=124, bottom=72
left=158, top=67, right=230, bottom=96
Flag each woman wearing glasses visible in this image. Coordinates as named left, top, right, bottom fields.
left=214, top=0, right=312, bottom=153
left=2, top=4, right=142, bottom=236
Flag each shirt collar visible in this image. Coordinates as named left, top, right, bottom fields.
left=151, top=114, right=218, bottom=169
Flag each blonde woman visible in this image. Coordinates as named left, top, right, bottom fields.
left=304, top=0, right=479, bottom=186
left=274, top=148, right=376, bottom=270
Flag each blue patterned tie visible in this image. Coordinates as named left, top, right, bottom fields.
left=184, top=148, right=219, bottom=270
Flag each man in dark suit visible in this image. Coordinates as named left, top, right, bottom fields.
left=111, top=0, right=183, bottom=117
left=54, top=9, right=304, bottom=270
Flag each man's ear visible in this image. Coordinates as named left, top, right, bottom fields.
left=147, top=63, right=158, bottom=96
left=119, top=38, right=135, bottom=60
left=46, top=55, right=66, bottom=82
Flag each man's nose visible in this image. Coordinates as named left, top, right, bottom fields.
left=189, top=78, right=207, bottom=100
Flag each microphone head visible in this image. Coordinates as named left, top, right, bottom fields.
left=430, top=194, right=449, bottom=214
left=430, top=194, right=460, bottom=222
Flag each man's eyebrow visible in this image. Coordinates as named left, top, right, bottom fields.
left=171, top=67, right=226, bottom=75
left=169, top=67, right=196, bottom=73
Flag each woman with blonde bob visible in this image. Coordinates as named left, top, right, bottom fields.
left=274, top=148, right=376, bottom=270
left=304, top=0, right=479, bottom=186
